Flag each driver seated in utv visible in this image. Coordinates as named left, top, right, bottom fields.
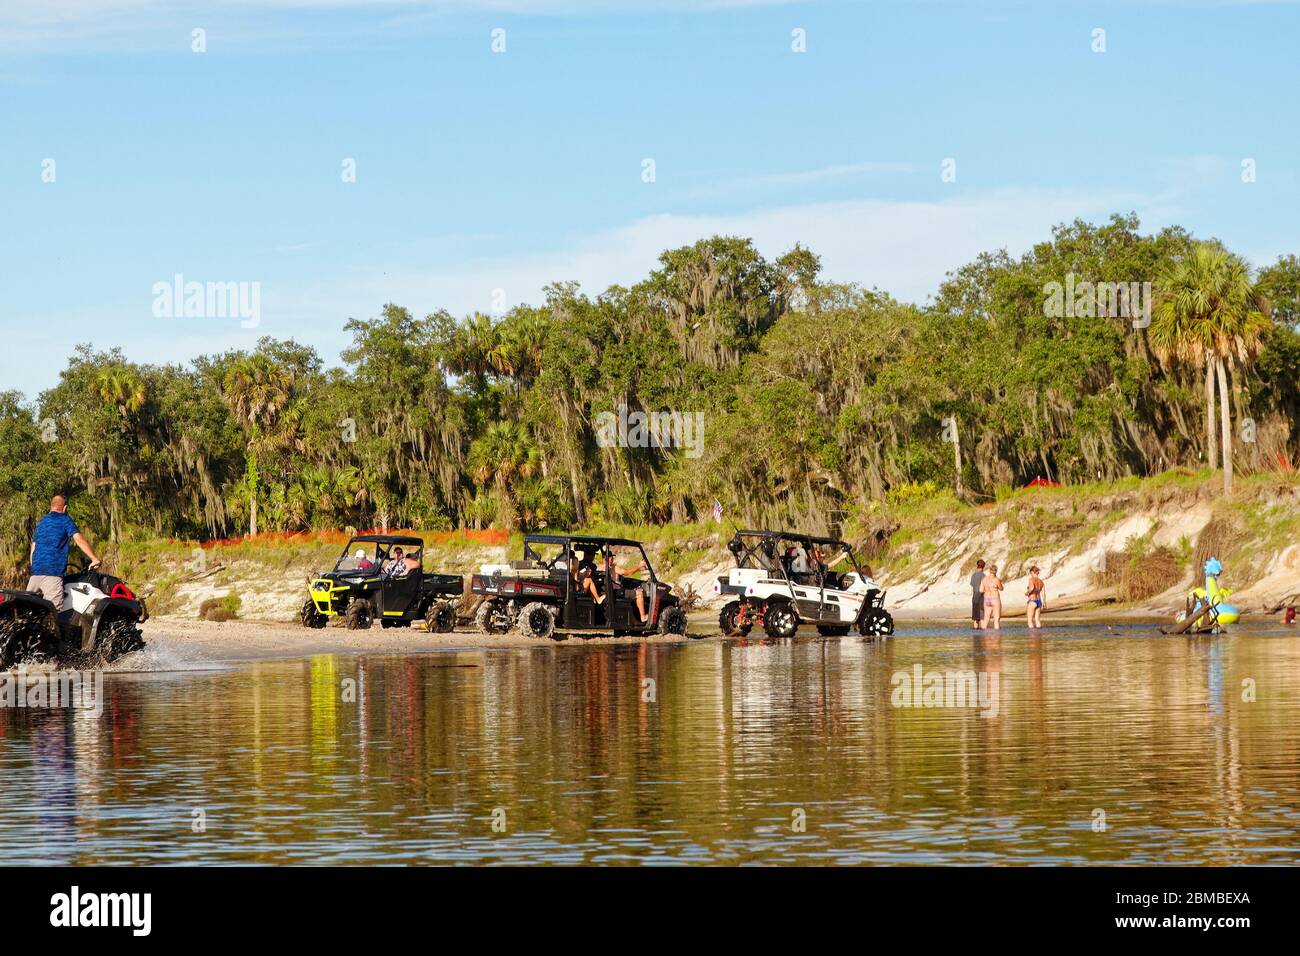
left=713, top=529, right=894, bottom=638
left=301, top=535, right=463, bottom=632
left=470, top=534, right=689, bottom=640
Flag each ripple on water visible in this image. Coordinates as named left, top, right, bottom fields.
left=0, top=623, right=1298, bottom=863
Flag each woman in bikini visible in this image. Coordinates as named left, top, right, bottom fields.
left=980, top=564, right=1004, bottom=630
left=1025, top=565, right=1045, bottom=629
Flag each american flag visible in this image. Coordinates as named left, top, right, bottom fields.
left=710, top=499, right=723, bottom=522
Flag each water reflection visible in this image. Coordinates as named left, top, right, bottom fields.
left=1, top=625, right=1298, bottom=864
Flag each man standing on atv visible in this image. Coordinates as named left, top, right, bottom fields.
left=28, top=494, right=101, bottom=612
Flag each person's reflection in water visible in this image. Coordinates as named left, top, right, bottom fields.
left=1025, top=632, right=1051, bottom=772
left=972, top=631, right=1004, bottom=776
left=30, top=715, right=80, bottom=861
left=1204, top=637, right=1225, bottom=716
left=1027, top=632, right=1045, bottom=706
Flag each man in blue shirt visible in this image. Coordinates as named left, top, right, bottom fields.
left=27, top=495, right=101, bottom=613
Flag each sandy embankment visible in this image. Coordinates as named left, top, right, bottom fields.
left=881, top=503, right=1208, bottom=620
left=881, top=499, right=1300, bottom=622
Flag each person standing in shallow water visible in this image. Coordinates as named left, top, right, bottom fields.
left=1025, top=565, right=1045, bottom=629
left=969, top=559, right=986, bottom=629
left=980, top=564, right=1004, bottom=630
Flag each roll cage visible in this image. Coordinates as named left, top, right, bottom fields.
left=519, top=534, right=659, bottom=595
left=470, top=533, right=679, bottom=635
left=726, top=529, right=866, bottom=584
left=334, top=535, right=425, bottom=575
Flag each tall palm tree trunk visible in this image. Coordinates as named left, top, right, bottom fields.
left=109, top=482, right=121, bottom=543
left=496, top=476, right=516, bottom=531
left=1204, top=357, right=1218, bottom=470
left=950, top=416, right=964, bottom=499
left=1228, top=353, right=1253, bottom=473
left=1216, top=358, right=1233, bottom=494
left=247, top=447, right=260, bottom=537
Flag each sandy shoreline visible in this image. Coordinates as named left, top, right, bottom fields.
left=129, top=604, right=1185, bottom=668
left=136, top=614, right=713, bottom=665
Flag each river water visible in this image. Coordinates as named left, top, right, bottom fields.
left=2, top=623, right=1298, bottom=865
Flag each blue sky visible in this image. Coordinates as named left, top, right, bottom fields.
left=2, top=0, right=1297, bottom=400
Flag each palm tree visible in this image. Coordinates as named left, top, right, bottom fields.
left=90, top=365, right=148, bottom=541
left=489, top=310, right=549, bottom=389
left=93, top=366, right=147, bottom=420
left=1151, top=244, right=1271, bottom=493
left=446, top=313, right=500, bottom=387
left=221, top=355, right=294, bottom=536
left=467, top=421, right=539, bottom=530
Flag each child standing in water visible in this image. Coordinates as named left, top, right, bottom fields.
left=1025, top=565, right=1044, bottom=629
left=980, top=564, right=1004, bottom=629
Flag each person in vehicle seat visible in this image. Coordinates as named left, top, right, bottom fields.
left=601, top=551, right=650, bottom=623
left=355, top=549, right=376, bottom=572
left=575, top=549, right=603, bottom=601
left=576, top=548, right=598, bottom=578
left=790, top=546, right=810, bottom=581
left=811, top=547, right=834, bottom=586
left=403, top=551, right=421, bottom=575
left=383, top=547, right=408, bottom=578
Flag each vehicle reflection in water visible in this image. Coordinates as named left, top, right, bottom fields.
left=1, top=625, right=1298, bottom=864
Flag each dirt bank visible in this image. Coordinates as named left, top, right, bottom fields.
left=877, top=473, right=1300, bottom=620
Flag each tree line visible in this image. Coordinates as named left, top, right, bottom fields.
left=2, top=213, right=1298, bottom=574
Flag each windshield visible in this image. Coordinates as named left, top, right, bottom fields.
left=522, top=539, right=569, bottom=571
left=732, top=534, right=861, bottom=578
left=598, top=543, right=655, bottom=584
left=335, top=540, right=423, bottom=574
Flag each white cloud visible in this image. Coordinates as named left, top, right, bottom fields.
left=343, top=188, right=1159, bottom=318
left=0, top=188, right=1173, bottom=399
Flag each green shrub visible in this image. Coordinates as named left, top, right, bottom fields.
left=885, top=481, right=941, bottom=507
left=198, top=591, right=242, bottom=622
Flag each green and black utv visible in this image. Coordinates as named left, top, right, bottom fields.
left=300, top=534, right=463, bottom=631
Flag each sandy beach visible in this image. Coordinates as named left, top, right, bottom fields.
left=132, top=613, right=715, bottom=666
left=126, top=604, right=1184, bottom=669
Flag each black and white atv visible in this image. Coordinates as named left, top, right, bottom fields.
left=713, top=530, right=894, bottom=639
left=0, top=565, right=147, bottom=670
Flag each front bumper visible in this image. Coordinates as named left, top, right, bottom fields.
left=310, top=579, right=348, bottom=616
